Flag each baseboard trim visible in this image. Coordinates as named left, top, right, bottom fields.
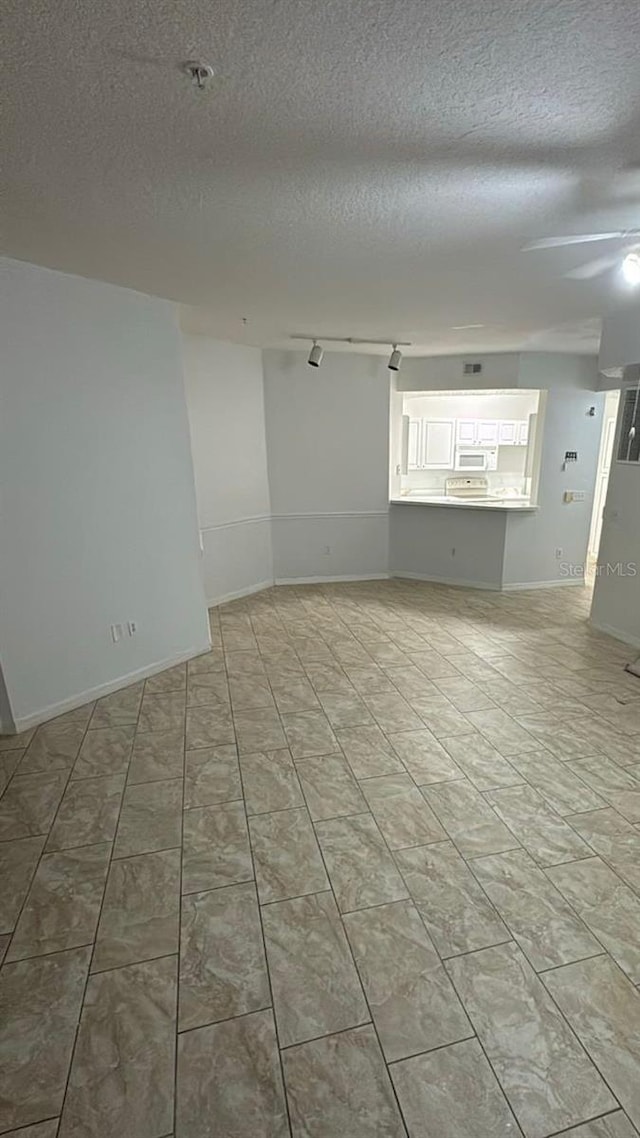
left=274, top=573, right=390, bottom=585
left=207, top=579, right=274, bottom=608
left=391, top=571, right=500, bottom=590
left=501, top=577, right=586, bottom=591
left=11, top=642, right=211, bottom=734
left=589, top=618, right=640, bottom=651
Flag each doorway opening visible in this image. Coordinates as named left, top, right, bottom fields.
left=587, top=390, right=620, bottom=575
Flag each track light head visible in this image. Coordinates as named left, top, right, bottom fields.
left=622, top=251, right=640, bottom=286
left=308, top=341, right=324, bottom=368
left=388, top=345, right=402, bottom=372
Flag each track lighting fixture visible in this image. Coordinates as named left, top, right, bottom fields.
left=388, top=345, right=402, bottom=372
left=308, top=341, right=324, bottom=368
left=622, top=252, right=640, bottom=286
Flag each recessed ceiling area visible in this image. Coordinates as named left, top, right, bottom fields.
left=4, top=0, right=640, bottom=354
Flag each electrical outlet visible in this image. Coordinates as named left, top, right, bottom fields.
left=110, top=623, right=123, bottom=643
left=127, top=620, right=138, bottom=637
left=555, top=548, right=563, bottom=559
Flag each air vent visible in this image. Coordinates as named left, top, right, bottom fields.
left=463, top=362, right=482, bottom=375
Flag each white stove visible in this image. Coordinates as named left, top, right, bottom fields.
left=445, top=476, right=490, bottom=500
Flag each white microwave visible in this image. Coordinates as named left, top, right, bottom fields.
left=455, top=447, right=498, bottom=472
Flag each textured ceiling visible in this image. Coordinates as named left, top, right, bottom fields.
left=4, top=0, right=640, bottom=354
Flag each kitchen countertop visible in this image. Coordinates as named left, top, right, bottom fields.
left=390, top=496, right=538, bottom=511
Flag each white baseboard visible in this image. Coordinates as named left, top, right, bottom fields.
left=391, top=571, right=500, bottom=590
left=11, top=642, right=211, bottom=734
left=274, top=573, right=390, bottom=585
left=589, top=618, right=640, bottom=651
left=207, top=579, right=274, bottom=608
left=501, top=577, right=587, bottom=591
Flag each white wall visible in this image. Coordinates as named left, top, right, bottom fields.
left=502, top=386, right=604, bottom=587
left=390, top=505, right=507, bottom=588
left=181, top=335, right=273, bottom=604
left=0, top=258, right=209, bottom=729
left=263, top=350, right=390, bottom=580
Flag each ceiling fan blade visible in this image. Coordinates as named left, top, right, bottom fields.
left=522, top=232, right=625, bottom=251
left=564, top=256, right=618, bottom=280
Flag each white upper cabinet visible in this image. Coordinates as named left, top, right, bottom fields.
left=498, top=420, right=518, bottom=445
left=423, top=419, right=455, bottom=468
left=517, top=419, right=529, bottom=445
left=476, top=419, right=499, bottom=446
left=456, top=419, right=477, bottom=445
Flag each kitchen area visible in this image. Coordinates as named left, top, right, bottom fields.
left=392, top=388, right=542, bottom=510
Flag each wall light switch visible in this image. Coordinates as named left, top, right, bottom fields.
left=110, top=623, right=123, bottom=643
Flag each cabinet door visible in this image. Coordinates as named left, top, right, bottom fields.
left=498, top=420, right=518, bottom=445
left=408, top=419, right=422, bottom=469
left=456, top=419, right=477, bottom=445
left=423, top=419, right=455, bottom=468
left=517, top=420, right=529, bottom=445
left=477, top=419, right=499, bottom=446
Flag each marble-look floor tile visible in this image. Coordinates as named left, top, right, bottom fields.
left=433, top=675, right=497, bottom=712
left=281, top=711, right=339, bottom=759
left=0, top=835, right=45, bottom=934
left=509, top=751, right=605, bottom=815
left=185, top=704, right=234, bottom=749
left=411, top=700, right=475, bottom=740
left=423, top=779, right=518, bottom=857
left=176, top=1010, right=288, bottom=1138
left=0, top=771, right=68, bottom=840
left=467, top=708, right=540, bottom=755
left=317, top=691, right=374, bottom=729
left=128, top=730, right=184, bottom=784
left=543, top=955, right=640, bottom=1133
left=145, top=663, right=187, bottom=694
left=71, top=726, right=135, bottom=780
left=315, top=813, right=408, bottom=912
left=184, top=744, right=241, bottom=808
left=568, top=757, right=640, bottom=823
left=283, top=1024, right=406, bottom=1138
left=46, top=773, right=125, bottom=851
left=261, top=891, right=368, bottom=1047
left=391, top=1038, right=523, bottom=1138
left=305, top=661, right=353, bottom=693
left=360, top=773, right=447, bottom=849
left=182, top=800, right=252, bottom=894
left=361, top=691, right=425, bottom=734
left=186, top=671, right=231, bottom=710
left=240, top=748, right=304, bottom=815
left=114, top=777, right=182, bottom=858
left=409, top=649, right=459, bottom=679
left=0, top=726, right=36, bottom=751
left=387, top=728, right=464, bottom=784
left=296, top=753, right=366, bottom=820
left=471, top=848, right=601, bottom=971
left=59, top=955, right=176, bottom=1138
left=335, top=725, right=404, bottom=779
left=547, top=857, right=640, bottom=983
left=395, top=841, right=509, bottom=958
left=344, top=900, right=471, bottom=1062
left=188, top=647, right=225, bottom=674
left=440, top=733, right=522, bottom=791
left=488, top=783, right=591, bottom=866
left=345, top=665, right=396, bottom=695
left=234, top=708, right=287, bottom=754
left=92, top=847, right=180, bottom=972
left=2, top=1121, right=61, bottom=1137
left=229, top=674, right=275, bottom=712
left=89, top=682, right=144, bottom=728
left=7, top=843, right=110, bottom=960
left=0, top=947, right=89, bottom=1132
left=249, top=807, right=328, bottom=903
left=446, top=942, right=616, bottom=1138
left=137, top=691, right=186, bottom=735
left=553, top=1113, right=639, bottom=1138
left=270, top=677, right=320, bottom=714
left=19, top=722, right=86, bottom=775
left=567, top=807, right=640, bottom=893
left=0, top=751, right=23, bottom=797
left=179, top=882, right=270, bottom=1031
left=384, top=665, right=441, bottom=700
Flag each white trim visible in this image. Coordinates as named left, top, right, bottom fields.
left=589, top=618, right=640, bottom=651
left=200, top=515, right=271, bottom=533
left=274, top=573, right=390, bottom=585
left=391, top=571, right=499, bottom=590
left=501, top=577, right=587, bottom=591
left=11, top=642, right=211, bottom=734
left=271, top=511, right=389, bottom=521
left=207, top=579, right=274, bottom=608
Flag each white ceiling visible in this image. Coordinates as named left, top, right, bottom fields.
left=4, top=0, right=640, bottom=355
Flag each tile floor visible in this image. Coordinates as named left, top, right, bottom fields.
left=1, top=578, right=640, bottom=1137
